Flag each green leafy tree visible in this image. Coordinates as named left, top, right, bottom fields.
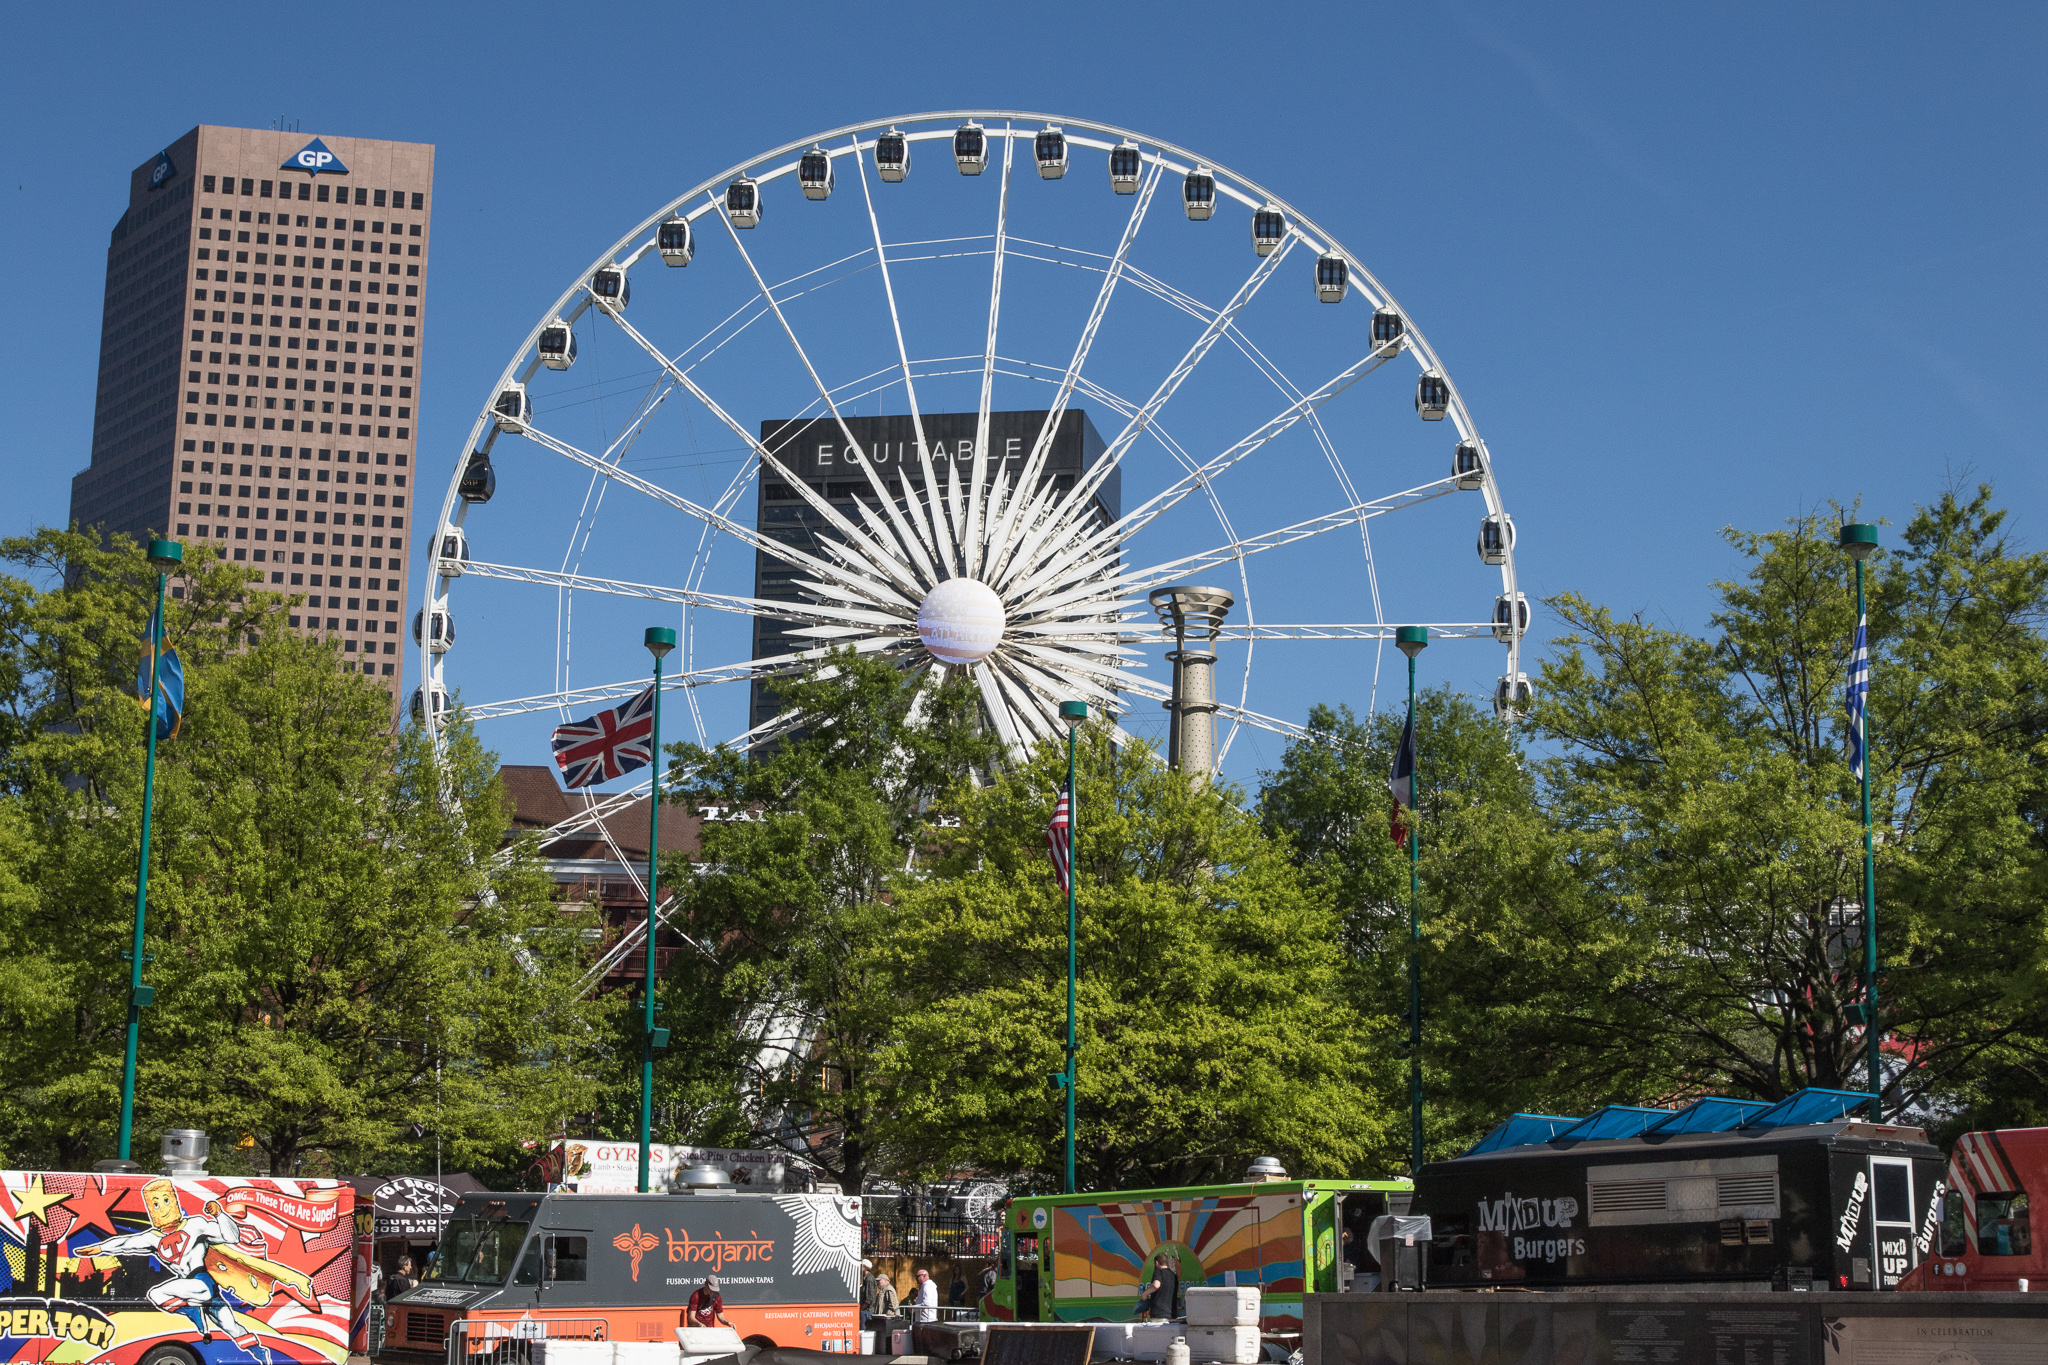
left=647, top=650, right=1000, bottom=1192
left=882, top=722, right=1386, bottom=1189
left=1532, top=489, right=2048, bottom=1116
left=0, top=526, right=614, bottom=1172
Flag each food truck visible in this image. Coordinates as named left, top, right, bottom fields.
left=0, top=1169, right=364, bottom=1365
left=1898, top=1126, right=2044, bottom=1292
left=981, top=1170, right=1412, bottom=1334
left=1412, top=1087, right=1944, bottom=1291
left=380, top=1187, right=861, bottom=1364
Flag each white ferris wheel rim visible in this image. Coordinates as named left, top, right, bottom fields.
left=421, top=109, right=1523, bottom=792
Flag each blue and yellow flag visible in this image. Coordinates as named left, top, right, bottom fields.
left=137, top=602, right=185, bottom=741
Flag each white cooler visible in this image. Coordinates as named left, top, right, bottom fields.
left=1183, top=1326, right=1260, bottom=1365
left=617, top=1346, right=683, bottom=1365
left=1182, top=1287, right=1260, bottom=1327
left=1090, top=1322, right=1188, bottom=1362
left=531, top=1345, right=616, bottom=1365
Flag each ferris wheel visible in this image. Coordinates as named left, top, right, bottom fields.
left=418, top=111, right=1528, bottom=814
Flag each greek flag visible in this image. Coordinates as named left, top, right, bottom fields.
left=1846, top=610, right=1869, bottom=779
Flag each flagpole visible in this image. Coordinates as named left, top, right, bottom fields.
left=118, top=538, right=183, bottom=1166
left=640, top=627, right=677, bottom=1193
left=1059, top=700, right=1087, bottom=1195
left=1394, top=626, right=1428, bottom=1177
left=1839, top=524, right=1880, bottom=1119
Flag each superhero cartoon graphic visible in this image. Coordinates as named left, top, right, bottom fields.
left=73, top=1179, right=318, bottom=1364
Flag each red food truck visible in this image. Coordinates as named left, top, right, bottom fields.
left=380, top=1188, right=862, bottom=1364
left=1898, top=1126, right=2043, bottom=1292
left=0, top=1169, right=365, bottom=1365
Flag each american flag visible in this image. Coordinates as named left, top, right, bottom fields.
left=551, top=686, right=658, bottom=789
left=1046, top=789, right=1072, bottom=895
left=1846, top=609, right=1869, bottom=779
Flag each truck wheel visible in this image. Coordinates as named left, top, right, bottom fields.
left=139, top=1345, right=200, bottom=1365
left=742, top=1335, right=776, bottom=1349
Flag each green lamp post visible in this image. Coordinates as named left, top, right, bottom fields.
left=1838, top=523, right=1881, bottom=1119
left=117, top=537, right=183, bottom=1166
left=1393, top=625, right=1429, bottom=1175
left=1059, top=698, right=1087, bottom=1194
left=639, top=626, right=676, bottom=1193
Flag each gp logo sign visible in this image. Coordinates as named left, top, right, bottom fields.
left=281, top=137, right=349, bottom=176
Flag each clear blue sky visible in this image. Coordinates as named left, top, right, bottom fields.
left=5, top=2, right=2043, bottom=790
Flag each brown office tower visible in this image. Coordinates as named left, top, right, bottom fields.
left=69, top=126, right=435, bottom=693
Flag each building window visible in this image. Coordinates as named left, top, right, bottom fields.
left=203, top=175, right=216, bottom=192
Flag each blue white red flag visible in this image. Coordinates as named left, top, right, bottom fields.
left=551, top=686, right=657, bottom=788
left=1846, top=610, right=1870, bottom=779
left=136, top=602, right=184, bottom=741
left=1046, top=789, right=1072, bottom=896
left=1388, top=704, right=1417, bottom=846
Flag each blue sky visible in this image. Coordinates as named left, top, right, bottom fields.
left=5, top=2, right=2043, bottom=791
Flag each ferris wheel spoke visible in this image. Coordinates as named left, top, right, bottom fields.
left=964, top=125, right=1019, bottom=576
left=710, top=193, right=943, bottom=587
left=1014, top=480, right=1458, bottom=621
left=1001, top=640, right=1137, bottom=695
left=513, top=421, right=913, bottom=610
left=460, top=559, right=913, bottom=633
left=1001, top=238, right=1299, bottom=589
left=990, top=660, right=1063, bottom=746
left=1120, top=623, right=1497, bottom=643
left=1118, top=672, right=1307, bottom=743
left=1024, top=347, right=1396, bottom=592
left=463, top=636, right=912, bottom=722
left=973, top=662, right=1029, bottom=757
left=850, top=134, right=955, bottom=574
left=596, top=306, right=929, bottom=601
left=984, top=160, right=1163, bottom=588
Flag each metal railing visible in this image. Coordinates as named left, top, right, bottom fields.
left=445, top=1316, right=610, bottom=1365
left=861, top=1210, right=1000, bottom=1258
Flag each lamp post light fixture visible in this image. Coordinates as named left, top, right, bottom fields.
left=1837, top=523, right=1881, bottom=1120
left=1059, top=698, right=1087, bottom=1194
left=116, top=538, right=183, bottom=1168
left=638, top=626, right=677, bottom=1193
left=1393, top=625, right=1429, bottom=1176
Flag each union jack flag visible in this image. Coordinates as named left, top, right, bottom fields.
left=1046, top=788, right=1072, bottom=895
left=551, top=686, right=657, bottom=788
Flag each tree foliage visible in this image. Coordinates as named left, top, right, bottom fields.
left=0, top=526, right=612, bottom=1173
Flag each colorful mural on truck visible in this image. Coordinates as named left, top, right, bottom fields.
left=986, top=1179, right=1409, bottom=1334
left=0, top=1171, right=360, bottom=1365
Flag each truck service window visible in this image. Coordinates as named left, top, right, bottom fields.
left=427, top=1216, right=533, bottom=1284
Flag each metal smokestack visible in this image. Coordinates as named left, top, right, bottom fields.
left=1149, top=586, right=1234, bottom=783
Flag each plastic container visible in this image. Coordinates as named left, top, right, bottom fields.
left=1183, top=1286, right=1260, bottom=1326
left=1184, top=1326, right=1260, bottom=1365
left=859, top=1332, right=876, bottom=1355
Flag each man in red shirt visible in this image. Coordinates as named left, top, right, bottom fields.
left=686, top=1276, right=732, bottom=1328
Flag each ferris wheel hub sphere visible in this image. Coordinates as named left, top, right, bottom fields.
left=917, top=578, right=1006, bottom=666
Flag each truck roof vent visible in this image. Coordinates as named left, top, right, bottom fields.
left=1245, top=1156, right=1288, bottom=1182
left=677, top=1163, right=734, bottom=1192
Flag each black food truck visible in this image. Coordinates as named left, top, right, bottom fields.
left=380, top=1185, right=863, bottom=1362
left=1414, top=1088, right=1944, bottom=1291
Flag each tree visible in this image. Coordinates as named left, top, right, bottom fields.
left=1532, top=490, right=2048, bottom=1117
left=648, top=650, right=1000, bottom=1193
left=0, top=526, right=613, bottom=1172
left=882, top=721, right=1386, bottom=1189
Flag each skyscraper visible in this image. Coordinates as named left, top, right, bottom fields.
left=69, top=126, right=435, bottom=691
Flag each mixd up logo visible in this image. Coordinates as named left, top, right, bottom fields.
left=281, top=137, right=349, bottom=176
left=1478, top=1192, right=1587, bottom=1265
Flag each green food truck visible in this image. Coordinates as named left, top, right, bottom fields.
left=979, top=1169, right=1411, bottom=1335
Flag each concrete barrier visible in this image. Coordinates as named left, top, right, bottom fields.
left=1304, top=1290, right=2046, bottom=1365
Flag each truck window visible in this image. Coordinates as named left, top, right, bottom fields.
left=1939, top=1190, right=1968, bottom=1258
left=1976, top=1193, right=2032, bottom=1257
left=546, top=1235, right=589, bottom=1283
left=426, top=1217, right=534, bottom=1285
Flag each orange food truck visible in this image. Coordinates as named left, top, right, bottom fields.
left=1899, top=1126, right=2044, bottom=1292
left=381, top=1187, right=862, bottom=1363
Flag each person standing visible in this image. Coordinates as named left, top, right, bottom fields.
left=948, top=1271, right=967, bottom=1308
left=860, top=1260, right=899, bottom=1323
left=911, top=1268, right=939, bottom=1324
left=686, top=1276, right=732, bottom=1328
left=1139, top=1252, right=1179, bottom=1322
left=384, top=1257, right=419, bottom=1302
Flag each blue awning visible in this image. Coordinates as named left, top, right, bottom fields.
left=1465, top=1113, right=1582, bottom=1155
left=1644, top=1096, right=1774, bottom=1135
left=1738, top=1088, right=1873, bottom=1129
left=1550, top=1105, right=1671, bottom=1143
